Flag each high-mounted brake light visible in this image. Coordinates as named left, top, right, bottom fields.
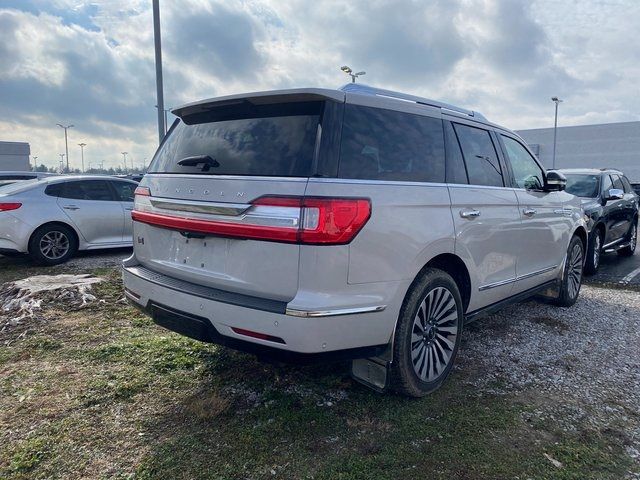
left=131, top=195, right=371, bottom=245
left=134, top=186, right=151, bottom=196
left=0, top=202, right=22, bottom=212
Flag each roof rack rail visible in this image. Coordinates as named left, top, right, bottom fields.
left=340, top=83, right=487, bottom=121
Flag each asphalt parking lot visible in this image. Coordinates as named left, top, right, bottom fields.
left=586, top=247, right=640, bottom=287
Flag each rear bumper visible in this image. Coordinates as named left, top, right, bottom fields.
left=0, top=213, right=31, bottom=253
left=122, top=263, right=396, bottom=359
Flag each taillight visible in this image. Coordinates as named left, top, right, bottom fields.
left=131, top=195, right=371, bottom=245
left=0, top=202, right=22, bottom=212
left=134, top=186, right=151, bottom=196
left=300, top=198, right=371, bottom=244
left=251, top=196, right=371, bottom=244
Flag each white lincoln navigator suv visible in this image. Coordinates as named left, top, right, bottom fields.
left=123, top=84, right=587, bottom=396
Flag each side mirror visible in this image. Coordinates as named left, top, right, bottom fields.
left=544, top=170, right=566, bottom=192
left=604, top=188, right=624, bottom=201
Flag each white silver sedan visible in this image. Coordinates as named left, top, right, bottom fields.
left=0, top=175, right=137, bottom=264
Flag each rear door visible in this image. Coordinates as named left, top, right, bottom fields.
left=134, top=99, right=327, bottom=302
left=601, top=174, right=625, bottom=244
left=57, top=180, right=125, bottom=245
left=612, top=174, right=634, bottom=239
left=447, top=120, right=522, bottom=312
left=497, top=134, right=570, bottom=293
left=109, top=180, right=137, bottom=241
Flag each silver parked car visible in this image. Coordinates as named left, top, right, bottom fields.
left=123, top=84, right=587, bottom=396
left=0, top=175, right=137, bottom=264
left=0, top=171, right=57, bottom=187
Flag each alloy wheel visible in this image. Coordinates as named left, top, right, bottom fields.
left=567, top=243, right=583, bottom=300
left=410, top=286, right=459, bottom=382
left=593, top=234, right=601, bottom=269
left=39, top=231, right=70, bottom=260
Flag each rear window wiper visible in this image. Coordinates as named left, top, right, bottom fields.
left=177, top=155, right=220, bottom=172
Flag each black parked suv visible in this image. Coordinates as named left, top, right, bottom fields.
left=560, top=168, right=638, bottom=274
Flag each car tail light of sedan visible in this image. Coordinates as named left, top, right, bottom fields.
left=0, top=202, right=22, bottom=212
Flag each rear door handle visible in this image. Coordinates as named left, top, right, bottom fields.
left=460, top=209, right=481, bottom=219
left=523, top=208, right=537, bottom=216
left=63, top=205, right=79, bottom=210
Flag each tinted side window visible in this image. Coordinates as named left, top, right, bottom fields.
left=612, top=174, right=624, bottom=191
left=620, top=175, right=633, bottom=193
left=444, top=121, right=468, bottom=184
left=338, top=105, right=445, bottom=182
left=500, top=135, right=544, bottom=189
left=453, top=124, right=503, bottom=187
left=45, top=184, right=63, bottom=197
left=61, top=180, right=115, bottom=201
left=111, top=181, right=136, bottom=202
left=602, top=175, right=614, bottom=194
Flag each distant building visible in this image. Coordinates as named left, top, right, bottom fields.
left=516, top=121, right=640, bottom=181
left=0, top=141, right=31, bottom=171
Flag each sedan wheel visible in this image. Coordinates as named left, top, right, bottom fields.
left=39, top=231, right=70, bottom=260
left=29, top=224, right=78, bottom=265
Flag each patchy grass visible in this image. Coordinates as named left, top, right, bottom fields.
left=0, top=267, right=635, bottom=479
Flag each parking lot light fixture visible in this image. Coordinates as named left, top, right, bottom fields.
left=551, top=97, right=563, bottom=169
left=56, top=123, right=74, bottom=171
left=341, top=66, right=366, bottom=83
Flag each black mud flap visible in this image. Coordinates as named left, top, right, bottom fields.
left=351, top=356, right=390, bottom=393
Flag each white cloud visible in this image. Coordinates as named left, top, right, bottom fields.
left=0, top=0, right=638, bottom=171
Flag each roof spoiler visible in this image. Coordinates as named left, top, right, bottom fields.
left=172, top=88, right=345, bottom=118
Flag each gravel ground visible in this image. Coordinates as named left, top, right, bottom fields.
left=458, top=284, right=640, bottom=468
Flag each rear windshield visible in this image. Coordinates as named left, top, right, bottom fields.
left=564, top=174, right=600, bottom=198
left=148, top=102, right=322, bottom=177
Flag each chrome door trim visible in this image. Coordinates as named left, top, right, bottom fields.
left=516, top=265, right=559, bottom=281
left=478, top=277, right=515, bottom=291
left=285, top=305, right=387, bottom=318
left=478, top=265, right=558, bottom=291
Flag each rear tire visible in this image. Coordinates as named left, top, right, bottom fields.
left=552, top=235, right=584, bottom=307
left=29, top=224, right=78, bottom=266
left=617, top=220, right=637, bottom=257
left=584, top=229, right=602, bottom=275
left=391, top=268, right=463, bottom=397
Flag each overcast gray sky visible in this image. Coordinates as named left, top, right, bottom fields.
left=0, top=0, right=638, bottom=171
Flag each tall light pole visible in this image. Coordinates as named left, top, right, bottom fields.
left=121, top=152, right=128, bottom=173
left=155, top=105, right=170, bottom=135
left=153, top=0, right=165, bottom=143
left=78, top=143, right=86, bottom=173
left=341, top=66, right=366, bottom=83
left=551, top=97, right=563, bottom=169
left=32, top=156, right=38, bottom=170
left=56, top=123, right=74, bottom=171
left=58, top=153, right=65, bottom=173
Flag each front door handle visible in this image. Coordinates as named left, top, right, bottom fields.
left=63, top=205, right=79, bottom=210
left=460, top=209, right=481, bottom=219
left=523, top=208, right=537, bottom=216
